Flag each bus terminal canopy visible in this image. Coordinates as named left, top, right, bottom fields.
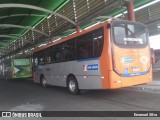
left=0, top=0, right=75, bottom=49
left=0, top=0, right=159, bottom=58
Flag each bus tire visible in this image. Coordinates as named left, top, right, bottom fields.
left=40, top=76, right=48, bottom=88
left=67, top=76, right=79, bottom=95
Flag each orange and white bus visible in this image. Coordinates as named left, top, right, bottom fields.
left=32, top=20, right=152, bottom=94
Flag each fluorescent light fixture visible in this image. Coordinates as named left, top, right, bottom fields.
left=68, top=31, right=77, bottom=36
left=47, top=14, right=52, bottom=19
left=115, top=13, right=126, bottom=18
left=53, top=38, right=61, bottom=42
left=31, top=48, right=34, bottom=51
left=134, top=0, right=160, bottom=12
left=84, top=22, right=100, bottom=30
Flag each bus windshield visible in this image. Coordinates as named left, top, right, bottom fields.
left=112, top=21, right=148, bottom=47
left=13, top=59, right=30, bottom=66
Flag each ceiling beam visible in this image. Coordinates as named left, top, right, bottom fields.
left=0, top=3, right=76, bottom=26
left=0, top=35, right=19, bottom=39
left=0, top=35, right=34, bottom=44
left=0, top=14, right=47, bottom=20
left=0, top=24, right=49, bottom=37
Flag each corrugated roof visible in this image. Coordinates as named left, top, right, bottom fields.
left=0, top=0, right=159, bottom=58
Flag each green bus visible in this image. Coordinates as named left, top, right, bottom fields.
left=2, top=58, right=32, bottom=80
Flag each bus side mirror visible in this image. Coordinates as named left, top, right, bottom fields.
left=107, top=24, right=111, bottom=29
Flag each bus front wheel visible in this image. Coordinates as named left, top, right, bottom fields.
left=40, top=76, right=48, bottom=88
left=67, top=76, right=79, bottom=95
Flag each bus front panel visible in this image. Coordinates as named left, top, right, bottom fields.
left=12, top=59, right=32, bottom=79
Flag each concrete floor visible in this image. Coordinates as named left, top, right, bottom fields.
left=0, top=79, right=160, bottom=120
left=153, top=72, right=160, bottom=81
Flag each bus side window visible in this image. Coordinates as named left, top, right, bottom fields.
left=53, top=45, right=63, bottom=63
left=44, top=48, right=52, bottom=64
left=62, top=40, right=75, bottom=61
left=93, top=28, right=104, bottom=57
left=33, top=57, right=38, bottom=67
left=46, top=46, right=56, bottom=63
left=38, top=51, right=45, bottom=65
left=33, top=53, right=38, bottom=67
left=76, top=35, right=92, bottom=60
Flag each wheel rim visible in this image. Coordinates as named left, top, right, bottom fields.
left=42, top=78, right=47, bottom=86
left=69, top=80, right=76, bottom=92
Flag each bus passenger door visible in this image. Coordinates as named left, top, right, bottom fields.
left=43, top=64, right=52, bottom=84
left=50, top=63, right=60, bottom=85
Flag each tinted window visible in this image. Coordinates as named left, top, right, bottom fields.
left=52, top=45, right=63, bottom=63
left=44, top=47, right=58, bottom=63
left=44, top=49, right=52, bottom=64
left=33, top=51, right=45, bottom=65
left=61, top=40, right=76, bottom=61
left=93, top=28, right=104, bottom=57
left=38, top=51, right=45, bottom=65
left=33, top=53, right=38, bottom=66
left=112, top=21, right=148, bottom=46
left=33, top=28, right=104, bottom=64
left=76, top=34, right=93, bottom=60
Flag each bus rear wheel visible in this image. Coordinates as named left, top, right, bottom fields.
left=67, top=76, right=79, bottom=95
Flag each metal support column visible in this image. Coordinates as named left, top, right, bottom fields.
left=76, top=26, right=81, bottom=33
left=127, top=0, right=135, bottom=21
left=22, top=49, right=26, bottom=57
left=50, top=37, right=53, bottom=43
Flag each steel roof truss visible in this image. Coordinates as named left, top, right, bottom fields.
left=0, top=14, right=47, bottom=20
left=0, top=24, right=49, bottom=37
left=0, top=4, right=76, bottom=26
